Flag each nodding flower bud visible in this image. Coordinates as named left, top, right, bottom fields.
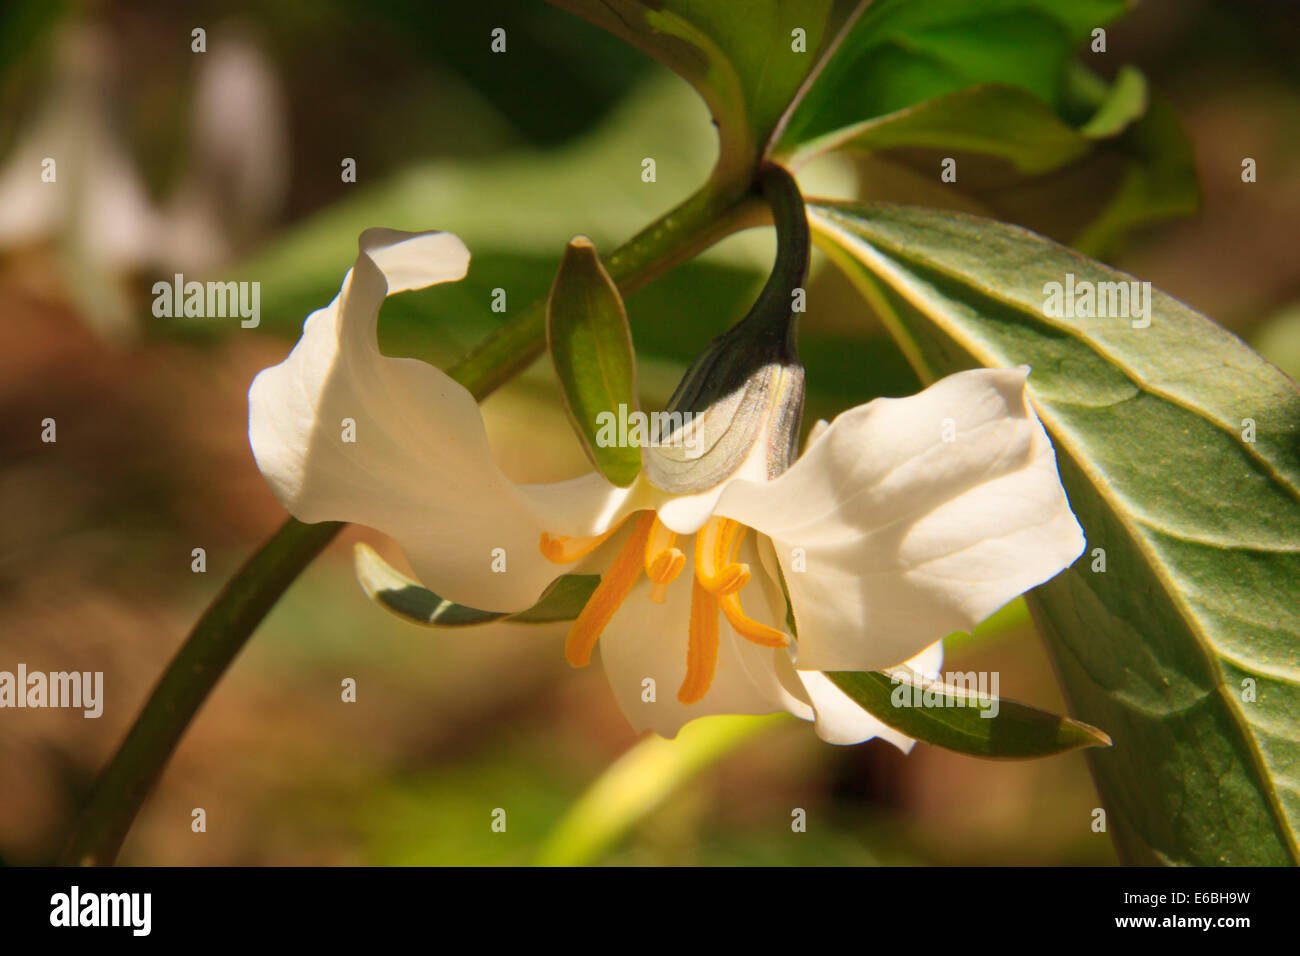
left=644, top=164, right=809, bottom=494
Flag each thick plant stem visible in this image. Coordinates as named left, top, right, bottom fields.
left=60, top=180, right=764, bottom=866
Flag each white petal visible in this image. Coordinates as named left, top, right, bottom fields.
left=751, top=532, right=945, bottom=750
left=248, top=228, right=625, bottom=612
left=598, top=537, right=802, bottom=737
left=794, top=671, right=916, bottom=749
left=717, top=367, right=1084, bottom=671
left=803, top=418, right=830, bottom=450
left=793, top=640, right=945, bottom=750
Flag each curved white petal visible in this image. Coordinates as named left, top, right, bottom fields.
left=718, top=367, right=1084, bottom=672
left=598, top=537, right=803, bottom=737
left=248, top=228, right=627, bottom=612
left=793, top=639, right=944, bottom=750
left=794, top=671, right=916, bottom=750
left=750, top=533, right=944, bottom=749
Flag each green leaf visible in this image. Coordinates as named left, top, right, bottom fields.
left=810, top=200, right=1300, bottom=865
left=510, top=574, right=603, bottom=624
left=828, top=670, right=1111, bottom=758
left=354, top=543, right=598, bottom=627
left=548, top=0, right=863, bottom=184
left=547, top=236, right=643, bottom=486
left=1071, top=93, right=1199, bottom=257
left=784, top=84, right=1095, bottom=174
left=1055, top=62, right=1197, bottom=258
left=1074, top=64, right=1147, bottom=139
left=766, top=2, right=1193, bottom=255
left=777, top=0, right=1130, bottom=158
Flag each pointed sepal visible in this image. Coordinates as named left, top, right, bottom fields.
left=546, top=236, right=642, bottom=488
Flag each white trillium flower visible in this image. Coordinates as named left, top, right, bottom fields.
left=249, top=229, right=1086, bottom=747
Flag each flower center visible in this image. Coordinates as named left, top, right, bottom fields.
left=539, top=511, right=790, bottom=705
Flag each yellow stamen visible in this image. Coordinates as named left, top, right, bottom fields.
left=644, top=516, right=685, bottom=604
left=678, top=576, right=720, bottom=705
left=693, top=516, right=750, bottom=593
left=540, top=522, right=622, bottom=564
left=719, top=591, right=790, bottom=648
left=713, top=563, right=751, bottom=596
left=563, top=512, right=656, bottom=667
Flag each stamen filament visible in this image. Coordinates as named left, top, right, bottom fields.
left=540, top=522, right=623, bottom=564
left=644, top=516, right=686, bottom=604
left=678, top=576, right=720, bottom=704
left=719, top=591, right=789, bottom=647
left=563, top=512, right=656, bottom=667
left=694, top=516, right=750, bottom=593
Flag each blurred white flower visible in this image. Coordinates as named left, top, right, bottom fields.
left=0, top=21, right=286, bottom=338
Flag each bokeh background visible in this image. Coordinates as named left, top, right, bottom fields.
left=2, top=0, right=1298, bottom=865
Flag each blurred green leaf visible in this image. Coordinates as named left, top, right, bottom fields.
left=355, top=543, right=598, bottom=627
left=547, top=237, right=642, bottom=486
left=0, top=0, right=66, bottom=110
left=535, top=714, right=786, bottom=865
left=1074, top=64, right=1147, bottom=139
left=777, top=0, right=1129, bottom=158
left=338, top=0, right=653, bottom=146
left=1252, top=302, right=1300, bottom=384
left=190, top=78, right=766, bottom=367
left=548, top=0, right=863, bottom=185
left=829, top=670, right=1111, bottom=758
left=1071, top=93, right=1199, bottom=258
left=811, top=200, right=1300, bottom=864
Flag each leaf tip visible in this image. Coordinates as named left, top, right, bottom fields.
left=1068, top=718, right=1113, bottom=750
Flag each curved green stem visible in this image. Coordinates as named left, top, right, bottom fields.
left=446, top=182, right=764, bottom=397
left=60, top=179, right=764, bottom=866
left=61, top=517, right=343, bottom=865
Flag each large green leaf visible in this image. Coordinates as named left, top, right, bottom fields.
left=547, top=237, right=642, bottom=486
left=828, top=670, right=1111, bottom=758
left=810, top=200, right=1300, bottom=865
left=548, top=0, right=863, bottom=184
left=777, top=0, right=1129, bottom=156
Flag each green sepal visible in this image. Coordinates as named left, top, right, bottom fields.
left=547, top=236, right=643, bottom=488
left=828, top=670, right=1112, bottom=759
left=354, top=543, right=598, bottom=628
